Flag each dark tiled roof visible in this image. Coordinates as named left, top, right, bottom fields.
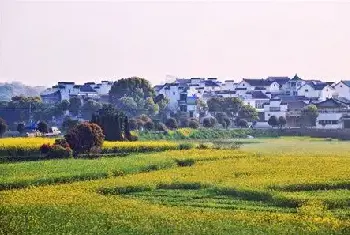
left=207, top=78, right=217, bottom=80
left=310, top=82, right=328, bottom=90
left=215, top=90, right=236, bottom=94
left=176, top=78, right=191, bottom=84
left=286, top=101, right=307, bottom=110
left=204, top=80, right=220, bottom=86
left=73, top=85, right=81, bottom=88
left=58, top=82, right=75, bottom=85
left=291, top=74, right=302, bottom=81
left=334, top=97, right=350, bottom=105
left=254, top=87, right=266, bottom=90
left=251, top=91, right=269, bottom=99
left=315, top=98, right=348, bottom=109
left=243, top=78, right=272, bottom=86
left=341, top=81, right=350, bottom=87
left=225, top=80, right=235, bottom=82
left=235, top=88, right=247, bottom=91
left=84, top=82, right=96, bottom=85
left=80, top=85, right=97, bottom=93
left=267, top=77, right=290, bottom=85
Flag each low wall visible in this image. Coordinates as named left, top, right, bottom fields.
left=281, top=128, right=350, bottom=140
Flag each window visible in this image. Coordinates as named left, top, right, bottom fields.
left=242, top=83, right=245, bottom=86
left=173, top=92, right=175, bottom=95
left=305, top=89, right=309, bottom=92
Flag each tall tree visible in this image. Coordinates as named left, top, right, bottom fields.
left=238, top=104, right=258, bottom=122
left=268, top=116, right=279, bottom=128
left=117, top=97, right=138, bottom=116
left=0, top=117, right=7, bottom=137
left=278, top=116, right=287, bottom=129
left=109, top=77, right=155, bottom=105
left=37, top=121, right=49, bottom=133
left=81, top=100, right=103, bottom=120
left=300, top=105, right=318, bottom=127
left=144, top=97, right=159, bottom=116
left=69, top=97, right=82, bottom=116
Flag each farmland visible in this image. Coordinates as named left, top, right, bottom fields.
left=1, top=137, right=350, bottom=234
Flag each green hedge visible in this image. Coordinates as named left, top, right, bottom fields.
left=137, top=128, right=280, bottom=140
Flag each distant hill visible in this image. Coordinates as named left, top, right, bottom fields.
left=0, top=82, right=46, bottom=101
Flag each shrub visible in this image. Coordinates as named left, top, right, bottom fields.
left=139, top=114, right=152, bottom=124
left=179, top=117, right=190, bottom=128
left=0, top=118, right=7, bottom=137
left=129, top=118, right=138, bottom=130
left=40, top=143, right=72, bottom=159
left=40, top=143, right=51, bottom=155
left=237, top=119, right=249, bottom=128
left=62, top=117, right=80, bottom=133
left=65, top=122, right=105, bottom=155
left=188, top=119, right=200, bottom=129
left=268, top=116, right=279, bottom=128
left=197, top=142, right=214, bottom=149
left=166, top=118, right=178, bottom=130
left=37, top=121, right=49, bottom=133
left=175, top=159, right=196, bottom=167
left=203, top=117, right=216, bottom=128
left=54, top=139, right=70, bottom=148
left=178, top=142, right=194, bottom=150
left=17, top=123, right=26, bottom=134
left=156, top=123, right=168, bottom=132
left=46, top=145, right=72, bottom=159
left=144, top=121, right=154, bottom=131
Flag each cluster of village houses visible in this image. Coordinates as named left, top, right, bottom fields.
left=41, top=74, right=350, bottom=129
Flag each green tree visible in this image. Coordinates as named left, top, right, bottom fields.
left=81, top=100, right=103, bottom=120
left=207, top=97, right=222, bottom=113
left=300, top=105, right=318, bottom=127
left=165, top=118, right=178, bottom=130
left=118, top=97, right=138, bottom=116
left=0, top=117, right=7, bottom=137
left=203, top=117, right=217, bottom=128
left=188, top=119, right=200, bottom=129
left=268, top=116, right=279, bottom=128
left=237, top=119, right=249, bottom=128
left=196, top=98, right=208, bottom=114
left=238, top=104, right=258, bottom=122
left=62, top=117, right=80, bottom=133
left=69, top=97, right=82, bottom=116
left=37, top=121, right=49, bottom=133
left=224, top=97, right=243, bottom=116
left=278, top=116, right=287, bottom=129
left=17, top=123, right=26, bottom=134
left=144, top=97, right=159, bottom=116
left=109, top=77, right=155, bottom=105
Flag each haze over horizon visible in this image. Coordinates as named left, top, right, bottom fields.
left=1, top=1, right=350, bottom=87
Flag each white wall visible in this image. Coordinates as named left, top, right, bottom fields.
left=298, top=84, right=320, bottom=98
left=319, top=86, right=335, bottom=101
left=236, top=81, right=253, bottom=90
left=263, top=100, right=287, bottom=121
left=333, top=82, right=350, bottom=99
left=267, top=82, right=280, bottom=93
left=316, top=112, right=343, bottom=129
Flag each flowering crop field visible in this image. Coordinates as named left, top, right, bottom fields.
left=1, top=138, right=350, bottom=234
left=0, top=138, right=181, bottom=161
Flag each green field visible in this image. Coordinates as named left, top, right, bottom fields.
left=1, top=137, right=350, bottom=234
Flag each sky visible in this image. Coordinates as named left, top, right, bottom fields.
left=1, top=0, right=350, bottom=87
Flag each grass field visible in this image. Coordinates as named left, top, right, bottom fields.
left=1, top=137, right=350, bottom=234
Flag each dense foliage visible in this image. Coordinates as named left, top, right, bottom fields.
left=0, top=117, right=7, bottom=137
left=65, top=122, right=105, bottom=155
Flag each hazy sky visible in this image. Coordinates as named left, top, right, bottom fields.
left=1, top=1, right=350, bottom=86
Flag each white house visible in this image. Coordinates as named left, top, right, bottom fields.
left=333, top=81, right=350, bottom=100
left=315, top=98, right=350, bottom=129
left=282, top=74, right=306, bottom=96
left=263, top=97, right=288, bottom=121
left=297, top=82, right=334, bottom=101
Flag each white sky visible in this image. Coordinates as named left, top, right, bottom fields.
left=1, top=0, right=350, bottom=86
